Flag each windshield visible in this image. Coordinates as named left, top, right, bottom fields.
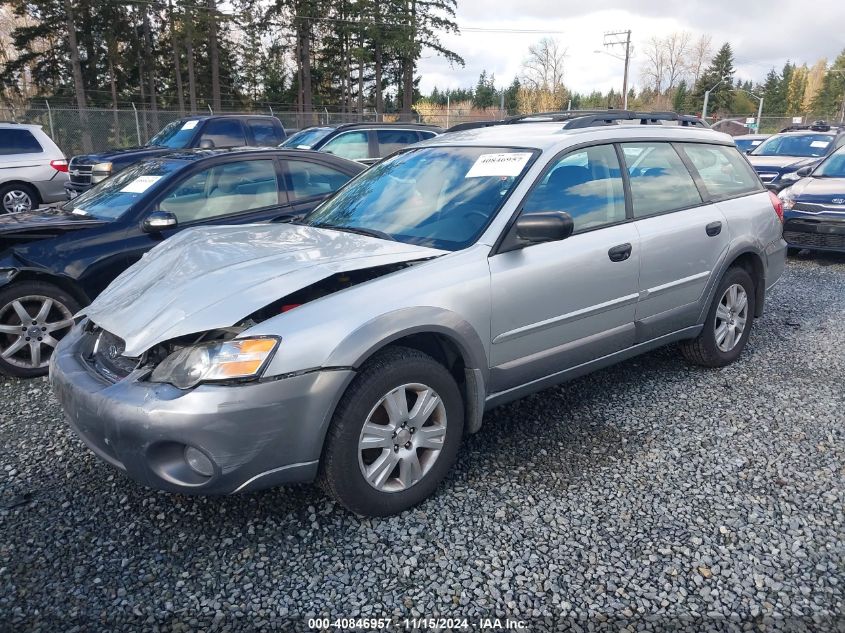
left=280, top=127, right=333, bottom=149
left=751, top=133, right=833, bottom=158
left=814, top=148, right=845, bottom=178
left=302, top=146, right=536, bottom=251
left=61, top=160, right=184, bottom=220
left=148, top=119, right=200, bottom=149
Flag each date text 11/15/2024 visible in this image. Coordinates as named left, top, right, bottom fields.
left=307, top=617, right=528, bottom=630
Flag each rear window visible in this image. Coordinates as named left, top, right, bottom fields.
left=621, top=142, right=702, bottom=217
left=680, top=143, right=762, bottom=199
left=198, top=119, right=246, bottom=148
left=0, top=129, right=43, bottom=155
left=247, top=119, right=282, bottom=145
left=376, top=129, right=421, bottom=157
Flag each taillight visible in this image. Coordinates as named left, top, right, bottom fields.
left=50, top=159, right=68, bottom=172
left=768, top=191, right=783, bottom=223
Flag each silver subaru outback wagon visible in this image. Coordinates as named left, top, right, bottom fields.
left=50, top=112, right=787, bottom=516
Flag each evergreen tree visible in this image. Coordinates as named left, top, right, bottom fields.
left=473, top=70, right=497, bottom=109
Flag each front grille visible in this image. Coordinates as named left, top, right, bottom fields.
left=784, top=230, right=845, bottom=250
left=793, top=201, right=845, bottom=214
left=86, top=329, right=139, bottom=382
left=68, top=158, right=93, bottom=186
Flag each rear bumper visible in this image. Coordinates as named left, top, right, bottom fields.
left=783, top=215, right=845, bottom=252
left=50, top=323, right=354, bottom=494
left=33, top=173, right=69, bottom=204
left=765, top=237, right=788, bottom=290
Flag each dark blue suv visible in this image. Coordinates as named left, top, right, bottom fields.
left=780, top=145, right=845, bottom=253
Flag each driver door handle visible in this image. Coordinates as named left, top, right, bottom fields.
left=608, top=243, right=632, bottom=262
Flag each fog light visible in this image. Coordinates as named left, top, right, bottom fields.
left=184, top=446, right=214, bottom=477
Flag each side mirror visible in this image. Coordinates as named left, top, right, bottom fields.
left=796, top=165, right=812, bottom=177
left=502, top=211, right=574, bottom=252
left=198, top=138, right=215, bottom=149
left=143, top=211, right=178, bottom=232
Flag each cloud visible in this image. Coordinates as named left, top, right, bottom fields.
left=416, top=0, right=845, bottom=95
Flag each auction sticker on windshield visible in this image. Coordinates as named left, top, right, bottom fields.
left=466, top=152, right=533, bottom=178
left=181, top=120, right=199, bottom=131
left=811, top=140, right=831, bottom=149
left=120, top=175, right=163, bottom=193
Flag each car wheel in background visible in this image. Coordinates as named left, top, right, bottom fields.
left=320, top=346, right=464, bottom=516
left=0, top=281, right=79, bottom=378
left=680, top=266, right=755, bottom=368
left=0, top=183, right=39, bottom=214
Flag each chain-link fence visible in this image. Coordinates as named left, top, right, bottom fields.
left=3, top=102, right=842, bottom=157
left=0, top=103, right=504, bottom=156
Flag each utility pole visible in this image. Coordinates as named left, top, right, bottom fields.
left=602, top=30, right=632, bottom=110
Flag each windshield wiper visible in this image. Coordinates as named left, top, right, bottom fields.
left=310, top=222, right=396, bottom=241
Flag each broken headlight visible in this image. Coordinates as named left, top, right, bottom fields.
left=150, top=337, right=279, bottom=389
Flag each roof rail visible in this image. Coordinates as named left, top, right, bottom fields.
left=560, top=110, right=709, bottom=129
left=446, top=110, right=708, bottom=133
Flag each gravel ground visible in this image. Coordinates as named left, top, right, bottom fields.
left=1, top=254, right=844, bottom=632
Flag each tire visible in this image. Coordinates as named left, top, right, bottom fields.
left=680, top=266, right=755, bottom=368
left=0, top=183, right=39, bottom=214
left=319, top=346, right=464, bottom=516
left=0, top=281, right=80, bottom=378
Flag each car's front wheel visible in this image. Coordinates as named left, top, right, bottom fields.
left=680, top=266, right=755, bottom=368
left=320, top=346, right=464, bottom=516
left=0, top=281, right=79, bottom=378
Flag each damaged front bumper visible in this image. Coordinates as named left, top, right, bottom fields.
left=50, top=323, right=354, bottom=494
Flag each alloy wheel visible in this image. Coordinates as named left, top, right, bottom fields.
left=0, top=296, right=74, bottom=369
left=714, top=283, right=749, bottom=353
left=2, top=190, right=33, bottom=214
left=357, top=382, right=448, bottom=493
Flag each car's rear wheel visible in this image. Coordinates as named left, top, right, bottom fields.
left=0, top=183, right=38, bottom=214
left=680, top=266, right=755, bottom=368
left=0, top=282, right=79, bottom=378
left=320, top=346, right=463, bottom=516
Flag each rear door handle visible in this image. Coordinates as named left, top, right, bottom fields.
left=608, top=243, right=632, bottom=262
left=706, top=221, right=722, bottom=237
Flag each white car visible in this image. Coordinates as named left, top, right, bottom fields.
left=0, top=123, right=69, bottom=213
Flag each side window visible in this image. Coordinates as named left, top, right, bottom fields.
left=376, top=129, right=421, bottom=157
left=284, top=160, right=354, bottom=201
left=0, top=129, right=43, bottom=155
left=198, top=119, right=246, bottom=148
left=521, top=144, right=625, bottom=232
left=418, top=131, right=437, bottom=141
left=622, top=142, right=702, bottom=217
left=159, top=159, right=278, bottom=222
left=321, top=131, right=370, bottom=161
left=247, top=119, right=282, bottom=146
left=680, top=143, right=761, bottom=199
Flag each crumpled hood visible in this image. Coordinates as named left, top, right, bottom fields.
left=0, top=209, right=105, bottom=235
left=748, top=155, right=818, bottom=172
left=82, top=223, right=445, bottom=356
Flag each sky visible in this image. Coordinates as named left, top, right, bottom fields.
left=415, top=0, right=845, bottom=95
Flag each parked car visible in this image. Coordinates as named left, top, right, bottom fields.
left=747, top=121, right=845, bottom=192
left=65, top=115, right=286, bottom=198
left=733, top=133, right=769, bottom=153
left=281, top=122, right=442, bottom=165
left=0, top=122, right=69, bottom=214
left=0, top=148, right=362, bottom=377
left=779, top=145, right=845, bottom=253
left=51, top=111, right=787, bottom=516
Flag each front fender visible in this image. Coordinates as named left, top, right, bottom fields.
left=325, top=306, right=489, bottom=375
